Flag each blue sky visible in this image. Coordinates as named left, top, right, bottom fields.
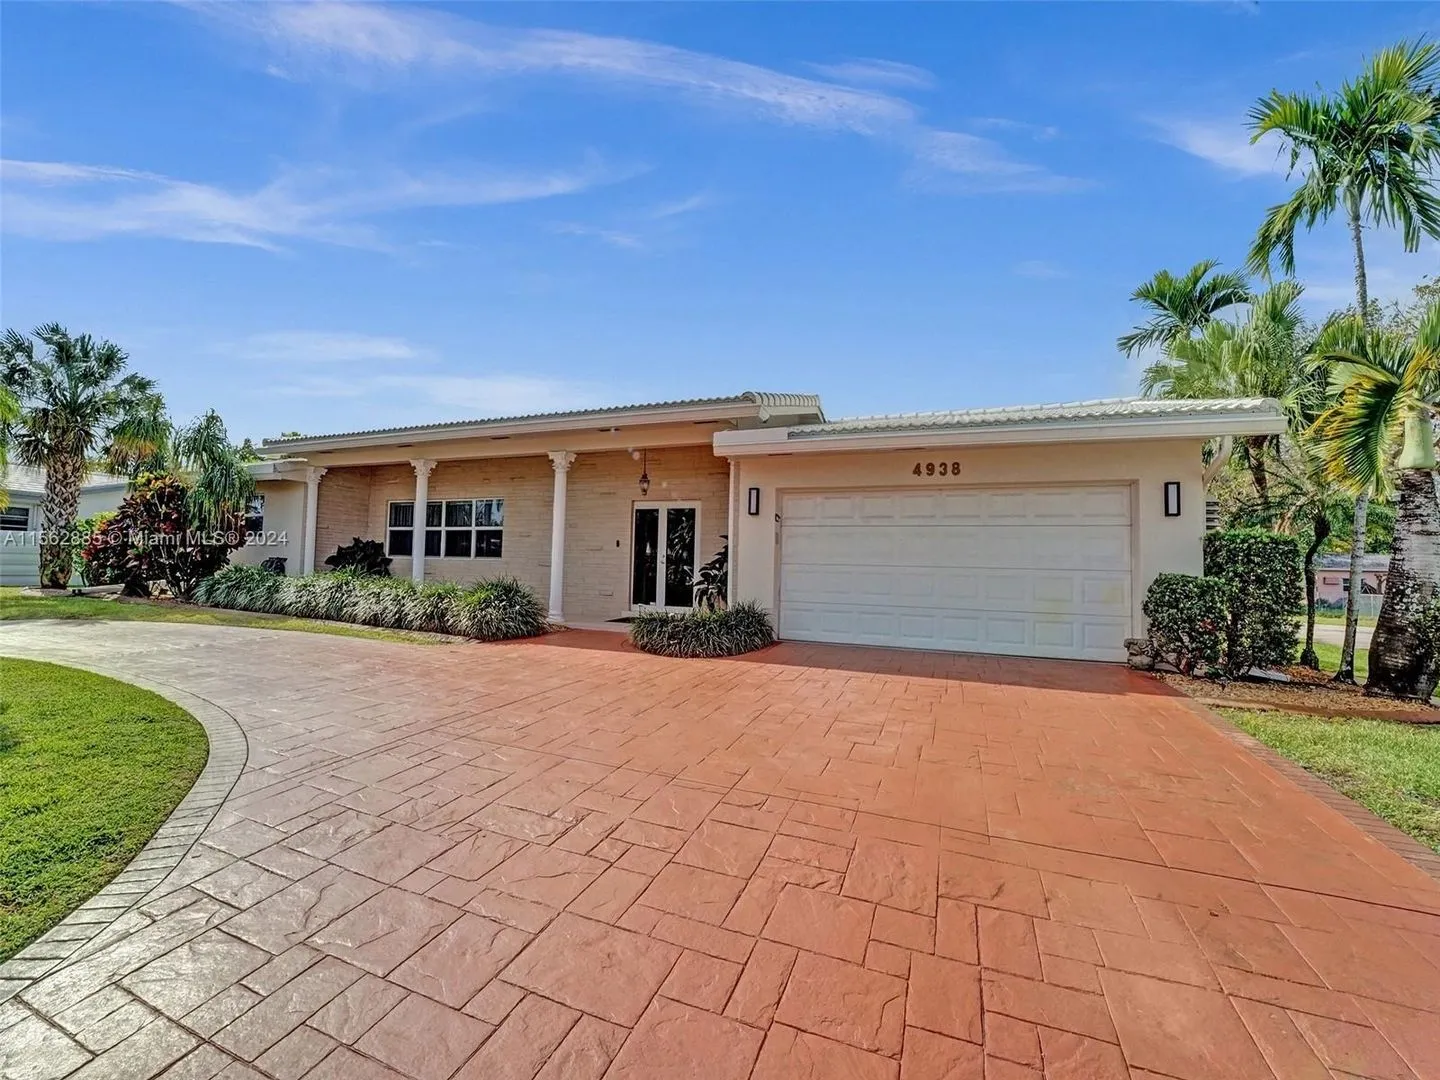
left=3, top=2, right=1438, bottom=442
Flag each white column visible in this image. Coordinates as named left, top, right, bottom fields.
left=547, top=451, right=576, bottom=622
left=409, top=459, right=436, bottom=584
left=301, top=467, right=327, bottom=574
left=726, top=458, right=738, bottom=608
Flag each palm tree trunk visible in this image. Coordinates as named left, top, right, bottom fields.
left=39, top=452, right=83, bottom=589
left=1300, top=510, right=1330, bottom=669
left=1244, top=436, right=1270, bottom=509
left=1335, top=198, right=1370, bottom=684
left=1366, top=468, right=1440, bottom=700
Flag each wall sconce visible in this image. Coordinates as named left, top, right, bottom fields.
left=1163, top=481, right=1181, bottom=517
left=747, top=487, right=761, bottom=515
left=638, top=450, right=650, bottom=496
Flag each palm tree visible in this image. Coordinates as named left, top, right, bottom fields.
left=1140, top=280, right=1315, bottom=509
left=1117, top=260, right=1253, bottom=357
left=171, top=410, right=256, bottom=530
left=0, top=324, right=167, bottom=587
left=1309, top=301, right=1440, bottom=699
left=0, top=386, right=16, bottom=511
left=1248, top=38, right=1440, bottom=682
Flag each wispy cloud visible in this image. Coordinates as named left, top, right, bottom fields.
left=971, top=117, right=1060, bottom=141
left=0, top=156, right=624, bottom=250
left=548, top=221, right=645, bottom=250
left=1013, top=259, right=1067, bottom=279
left=805, top=58, right=936, bottom=90
left=195, top=3, right=1079, bottom=196
left=1150, top=117, right=1289, bottom=178
left=649, top=192, right=711, bottom=220
left=223, top=331, right=428, bottom=364
left=278, top=372, right=608, bottom=416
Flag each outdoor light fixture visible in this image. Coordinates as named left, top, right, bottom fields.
left=1164, top=481, right=1182, bottom=517
left=747, top=487, right=761, bottom=515
left=638, top=450, right=650, bottom=496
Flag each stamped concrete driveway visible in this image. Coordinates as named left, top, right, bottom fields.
left=2, top=622, right=1439, bottom=1080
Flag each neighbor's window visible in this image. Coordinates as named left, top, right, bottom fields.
left=243, top=494, right=265, bottom=535
left=387, top=499, right=503, bottom=558
left=0, top=506, right=29, bottom=531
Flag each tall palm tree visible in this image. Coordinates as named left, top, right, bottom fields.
left=171, top=410, right=256, bottom=530
left=1117, top=260, right=1253, bottom=357
left=1248, top=38, right=1440, bottom=682
left=1310, top=301, right=1440, bottom=699
left=0, top=324, right=167, bottom=587
left=1140, top=280, right=1315, bottom=509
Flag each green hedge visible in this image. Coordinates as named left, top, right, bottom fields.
left=194, top=565, right=547, bottom=640
left=1142, top=572, right=1228, bottom=675
left=1203, top=529, right=1302, bottom=676
left=629, top=602, right=775, bottom=658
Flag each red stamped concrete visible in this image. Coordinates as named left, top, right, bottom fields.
left=2, top=622, right=1439, bottom=1080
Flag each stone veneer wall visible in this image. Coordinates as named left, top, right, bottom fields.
left=315, top=445, right=729, bottom=623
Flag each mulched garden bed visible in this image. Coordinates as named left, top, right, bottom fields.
left=1153, top=667, right=1439, bottom=724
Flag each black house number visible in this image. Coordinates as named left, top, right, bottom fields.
left=912, top=461, right=961, bottom=477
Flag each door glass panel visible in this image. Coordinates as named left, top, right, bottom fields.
left=632, top=508, right=659, bottom=605
left=664, top=507, right=697, bottom=608
left=425, top=502, right=442, bottom=527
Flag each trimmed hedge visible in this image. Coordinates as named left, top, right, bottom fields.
left=194, top=565, right=547, bottom=640
left=629, top=601, right=775, bottom=658
left=1203, top=529, right=1302, bottom=676
left=1142, top=572, right=1227, bottom=675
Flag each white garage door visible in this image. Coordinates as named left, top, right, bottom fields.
left=778, top=485, right=1133, bottom=661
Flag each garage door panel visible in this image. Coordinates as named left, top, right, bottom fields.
left=779, top=484, right=1133, bottom=661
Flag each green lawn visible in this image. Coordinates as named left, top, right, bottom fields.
left=0, top=587, right=448, bottom=645
left=1314, top=612, right=1377, bottom=627
left=0, top=659, right=210, bottom=959
left=1224, top=708, right=1440, bottom=854
left=1310, top=640, right=1370, bottom=682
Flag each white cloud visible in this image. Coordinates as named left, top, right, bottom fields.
left=195, top=3, right=1078, bottom=197
left=648, top=192, right=711, bottom=220
left=548, top=221, right=645, bottom=250
left=225, top=331, right=428, bottom=364
left=277, top=372, right=607, bottom=416
left=1013, top=259, right=1067, bottom=279
left=0, top=156, right=623, bottom=249
left=1150, top=118, right=1290, bottom=178
left=971, top=117, right=1060, bottom=141
left=806, top=58, right=936, bottom=90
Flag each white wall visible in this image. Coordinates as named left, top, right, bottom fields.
left=230, top=478, right=307, bottom=574
left=728, top=438, right=1207, bottom=640
left=0, top=496, right=41, bottom=586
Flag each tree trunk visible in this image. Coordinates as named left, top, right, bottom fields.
left=1244, top=436, right=1270, bottom=510
left=1335, top=199, right=1371, bottom=683
left=1365, top=469, right=1440, bottom=700
left=39, top=452, right=83, bottom=589
left=1299, top=510, right=1330, bottom=670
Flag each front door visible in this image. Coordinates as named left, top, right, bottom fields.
left=631, top=504, right=699, bottom=612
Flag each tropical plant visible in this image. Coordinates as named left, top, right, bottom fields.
left=1248, top=38, right=1440, bottom=681
left=1203, top=529, right=1303, bottom=676
left=693, top=541, right=728, bottom=611
left=1142, top=573, right=1229, bottom=675
left=1140, top=280, right=1316, bottom=507
left=629, top=600, right=775, bottom=659
left=324, top=537, right=392, bottom=577
left=0, top=386, right=16, bottom=512
left=1117, top=260, right=1253, bottom=357
left=0, top=324, right=167, bottom=587
left=1309, top=301, right=1440, bottom=699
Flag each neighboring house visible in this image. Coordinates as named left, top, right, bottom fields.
left=1315, top=553, right=1389, bottom=604
left=249, top=392, right=1284, bottom=663
left=0, top=466, right=128, bottom=587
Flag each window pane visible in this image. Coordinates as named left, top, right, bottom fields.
left=664, top=507, right=697, bottom=608
left=0, top=507, right=29, bottom=531
left=476, top=530, right=503, bottom=558
left=426, top=501, right=442, bottom=527
left=445, top=500, right=473, bottom=527
left=389, top=502, right=414, bottom=528
left=388, top=529, right=413, bottom=556
left=632, top=508, right=659, bottom=605
left=444, top=530, right=472, bottom=557
left=424, top=530, right=442, bottom=557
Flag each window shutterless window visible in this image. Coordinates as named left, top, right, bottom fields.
left=0, top=506, right=29, bottom=531
left=243, top=494, right=265, bottom=535
left=387, top=498, right=503, bottom=558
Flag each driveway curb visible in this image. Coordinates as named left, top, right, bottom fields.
left=0, top=663, right=248, bottom=1004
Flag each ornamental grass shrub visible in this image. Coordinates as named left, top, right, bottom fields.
left=194, top=565, right=547, bottom=641
left=629, top=601, right=775, bottom=658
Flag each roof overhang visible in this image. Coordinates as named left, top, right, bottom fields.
left=246, top=459, right=318, bottom=481
left=713, top=403, right=1287, bottom=457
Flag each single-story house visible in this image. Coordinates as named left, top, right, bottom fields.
left=0, top=465, right=129, bottom=586
left=1315, top=553, right=1389, bottom=603
left=248, top=392, right=1285, bottom=663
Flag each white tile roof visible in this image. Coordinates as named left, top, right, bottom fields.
left=3, top=465, right=128, bottom=497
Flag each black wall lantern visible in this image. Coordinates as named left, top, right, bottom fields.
left=638, top=450, right=650, bottom=496
left=747, top=487, right=761, bottom=515
left=1163, top=481, right=1182, bottom=517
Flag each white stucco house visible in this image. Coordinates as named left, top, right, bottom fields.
left=243, top=392, right=1285, bottom=663
left=0, top=466, right=129, bottom=587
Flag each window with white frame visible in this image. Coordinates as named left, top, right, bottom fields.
left=0, top=505, right=30, bottom=531
left=387, top=499, right=503, bottom=558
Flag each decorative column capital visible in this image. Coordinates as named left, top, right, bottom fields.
left=410, top=459, right=437, bottom=479
left=306, top=467, right=327, bottom=486
left=548, top=451, right=577, bottom=473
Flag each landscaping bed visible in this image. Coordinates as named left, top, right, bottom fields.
left=1155, top=665, right=1437, bottom=723
left=0, top=659, right=209, bottom=959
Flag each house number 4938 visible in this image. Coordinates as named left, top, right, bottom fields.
left=913, top=461, right=961, bottom=477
